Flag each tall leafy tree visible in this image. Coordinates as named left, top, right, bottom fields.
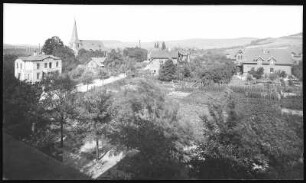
left=40, top=74, right=77, bottom=161
left=52, top=46, right=78, bottom=72
left=158, top=59, right=176, bottom=81
left=161, top=41, right=167, bottom=50
left=292, top=61, right=303, bottom=81
left=107, top=78, right=193, bottom=179
left=77, top=89, right=113, bottom=160
left=42, top=36, right=64, bottom=55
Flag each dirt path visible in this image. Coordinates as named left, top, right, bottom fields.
left=76, top=73, right=126, bottom=92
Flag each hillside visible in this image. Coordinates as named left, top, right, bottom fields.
left=102, top=38, right=257, bottom=50
left=246, top=32, right=302, bottom=51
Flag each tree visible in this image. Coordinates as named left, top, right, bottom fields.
left=40, top=74, right=77, bottom=161
left=292, top=61, right=303, bottom=81
left=268, top=73, right=278, bottom=81
left=81, top=70, right=95, bottom=91
left=76, top=49, right=106, bottom=65
left=42, top=36, right=64, bottom=55
left=123, top=47, right=148, bottom=62
left=248, top=67, right=264, bottom=79
left=158, top=59, right=176, bottom=81
left=106, top=78, right=192, bottom=179
left=77, top=89, right=113, bottom=160
left=190, top=95, right=303, bottom=179
left=161, top=41, right=166, bottom=50
left=52, top=46, right=78, bottom=72
left=69, top=65, right=86, bottom=81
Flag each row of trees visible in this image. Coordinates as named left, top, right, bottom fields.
left=158, top=54, right=237, bottom=85
left=154, top=41, right=167, bottom=50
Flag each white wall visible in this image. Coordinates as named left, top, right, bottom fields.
left=15, top=57, right=62, bottom=83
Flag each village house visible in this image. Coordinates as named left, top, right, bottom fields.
left=235, top=47, right=296, bottom=76
left=86, top=57, right=106, bottom=70
left=14, top=52, right=62, bottom=83
left=145, top=49, right=190, bottom=76
left=70, top=20, right=108, bottom=56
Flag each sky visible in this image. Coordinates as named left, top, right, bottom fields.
left=3, top=4, right=303, bottom=46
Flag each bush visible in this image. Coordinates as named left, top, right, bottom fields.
left=248, top=67, right=264, bottom=79
left=268, top=73, right=278, bottom=81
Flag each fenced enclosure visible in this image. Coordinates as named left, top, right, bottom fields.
left=174, top=79, right=303, bottom=101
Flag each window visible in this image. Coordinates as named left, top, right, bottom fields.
left=49, top=62, right=52, bottom=68
left=37, top=63, right=40, bottom=69
left=270, top=68, right=274, bottom=73
left=37, top=73, right=40, bottom=79
left=18, top=73, right=21, bottom=79
left=56, top=62, right=58, bottom=67
left=17, top=63, right=18, bottom=69
left=20, top=63, right=22, bottom=69
left=44, top=63, right=48, bottom=68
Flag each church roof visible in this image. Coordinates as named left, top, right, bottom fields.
left=19, top=55, right=61, bottom=62
left=79, top=40, right=107, bottom=51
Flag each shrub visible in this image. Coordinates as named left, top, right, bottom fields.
left=269, top=73, right=278, bottom=81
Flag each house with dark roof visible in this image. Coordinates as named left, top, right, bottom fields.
left=15, top=52, right=62, bottom=83
left=238, top=47, right=296, bottom=75
left=70, top=20, right=108, bottom=55
left=145, top=49, right=179, bottom=76
left=145, top=49, right=191, bottom=76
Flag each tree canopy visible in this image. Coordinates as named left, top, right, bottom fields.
left=42, top=36, right=64, bottom=55
left=158, top=59, right=176, bottom=81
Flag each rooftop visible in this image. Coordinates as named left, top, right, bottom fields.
left=242, top=47, right=294, bottom=65
left=149, top=50, right=178, bottom=59
left=19, top=55, right=61, bottom=62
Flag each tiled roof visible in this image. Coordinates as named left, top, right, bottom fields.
left=79, top=40, right=107, bottom=51
left=150, top=50, right=178, bottom=59
left=89, top=57, right=106, bottom=67
left=242, top=48, right=294, bottom=65
left=19, top=55, right=61, bottom=62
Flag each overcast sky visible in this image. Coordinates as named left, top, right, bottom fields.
left=3, top=4, right=303, bottom=46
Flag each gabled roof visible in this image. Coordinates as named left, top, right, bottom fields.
left=242, top=47, right=294, bottom=65
left=19, top=55, right=61, bottom=62
left=88, top=57, right=106, bottom=67
left=149, top=50, right=178, bottom=59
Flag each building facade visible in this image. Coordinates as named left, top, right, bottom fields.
left=236, top=48, right=296, bottom=76
left=15, top=54, right=62, bottom=83
left=70, top=20, right=107, bottom=56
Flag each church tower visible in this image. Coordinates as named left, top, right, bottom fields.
left=70, top=19, right=80, bottom=55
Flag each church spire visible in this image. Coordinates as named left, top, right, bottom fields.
left=70, top=19, right=79, bottom=44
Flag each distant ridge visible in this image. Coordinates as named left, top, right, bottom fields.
left=101, top=37, right=258, bottom=50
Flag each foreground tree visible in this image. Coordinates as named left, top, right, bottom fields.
left=190, top=95, right=303, bottom=179
left=107, top=78, right=193, bottom=179
left=77, top=89, right=113, bottom=160
left=40, top=74, right=77, bottom=161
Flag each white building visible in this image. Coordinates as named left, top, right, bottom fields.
left=15, top=54, right=62, bottom=83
